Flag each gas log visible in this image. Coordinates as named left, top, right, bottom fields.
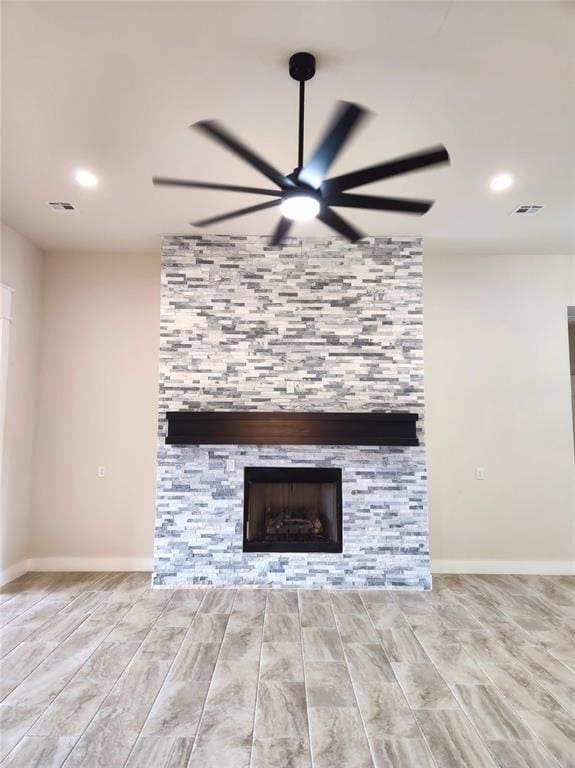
left=265, top=506, right=324, bottom=537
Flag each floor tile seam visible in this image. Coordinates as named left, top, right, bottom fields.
left=462, top=576, right=565, bottom=624
left=458, top=637, right=569, bottom=717
left=358, top=589, right=441, bottom=768
left=0, top=594, right=78, bottom=650
left=422, top=581, right=575, bottom=726
left=0, top=733, right=78, bottom=767
left=416, top=627, right=539, bottom=768
left=298, top=589, right=318, bottom=768
left=482, top=597, right=575, bottom=718
left=494, top=577, right=570, bottom=621
left=401, top=584, right=558, bottom=767
left=185, top=589, right=240, bottom=768
left=57, top=588, right=184, bottom=767
left=541, top=645, right=575, bottom=678
left=122, top=588, right=216, bottom=768
left=35, top=585, right=115, bottom=637
left=329, top=592, right=377, bottom=768
left=494, top=655, right=575, bottom=722
left=377, top=609, right=436, bottom=665
left=1, top=581, right=158, bottom=764
left=249, top=590, right=269, bottom=768
left=451, top=668, right=564, bottom=768
left=0, top=583, right=50, bottom=603
left=0, top=588, right=127, bottom=705
left=0, top=591, right=53, bottom=626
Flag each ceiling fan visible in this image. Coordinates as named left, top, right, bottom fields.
left=153, top=52, right=449, bottom=246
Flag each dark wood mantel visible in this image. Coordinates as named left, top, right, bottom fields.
left=165, top=411, right=419, bottom=447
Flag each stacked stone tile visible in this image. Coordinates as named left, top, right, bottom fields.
left=154, top=235, right=430, bottom=588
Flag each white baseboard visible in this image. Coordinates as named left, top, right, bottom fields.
left=0, top=559, right=30, bottom=587
left=432, top=559, right=575, bottom=576
left=0, top=557, right=153, bottom=587
left=28, top=557, right=154, bottom=572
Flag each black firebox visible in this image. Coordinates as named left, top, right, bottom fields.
left=243, top=467, right=343, bottom=554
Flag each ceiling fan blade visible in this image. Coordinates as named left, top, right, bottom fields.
left=153, top=177, right=282, bottom=197
left=322, top=145, right=450, bottom=194
left=270, top=217, right=294, bottom=247
left=318, top=206, right=364, bottom=243
left=325, top=192, right=433, bottom=215
left=299, top=102, right=367, bottom=189
left=191, top=199, right=281, bottom=228
left=193, top=120, right=295, bottom=190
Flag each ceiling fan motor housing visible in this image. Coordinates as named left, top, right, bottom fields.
left=289, top=52, right=316, bottom=82
left=282, top=185, right=321, bottom=201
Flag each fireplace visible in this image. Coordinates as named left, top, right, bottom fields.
left=154, top=235, right=431, bottom=589
left=243, top=467, right=343, bottom=553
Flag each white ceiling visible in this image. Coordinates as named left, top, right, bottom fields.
left=1, top=1, right=574, bottom=255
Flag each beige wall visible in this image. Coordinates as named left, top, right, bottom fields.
left=0, top=223, right=44, bottom=580
left=31, top=252, right=160, bottom=565
left=569, top=322, right=575, bottom=445
left=425, top=252, right=575, bottom=569
left=4, top=236, right=574, bottom=573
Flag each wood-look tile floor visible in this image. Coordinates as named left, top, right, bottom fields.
left=1, top=573, right=574, bottom=767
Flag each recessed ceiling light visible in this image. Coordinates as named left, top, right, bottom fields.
left=74, top=169, right=98, bottom=187
left=489, top=173, right=513, bottom=192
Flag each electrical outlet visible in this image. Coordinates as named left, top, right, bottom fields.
left=286, top=382, right=295, bottom=394
left=97, top=466, right=106, bottom=478
left=476, top=467, right=486, bottom=480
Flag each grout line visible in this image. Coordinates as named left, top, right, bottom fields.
left=3, top=575, right=574, bottom=768
left=121, top=588, right=213, bottom=767
left=297, top=590, right=316, bottom=768
left=0, top=574, right=118, bottom=659
left=185, top=588, right=239, bottom=768
left=1, top=573, right=149, bottom=765
left=451, top=576, right=575, bottom=715
left=448, top=588, right=567, bottom=766
left=539, top=644, right=575, bottom=676
left=329, top=591, right=378, bottom=768
left=249, top=589, right=269, bottom=768
left=388, top=619, right=490, bottom=766
left=413, top=577, right=564, bottom=768
left=58, top=585, right=181, bottom=767
left=0, top=595, right=76, bottom=660
left=0, top=591, right=54, bottom=629
left=357, top=589, right=441, bottom=768
left=0, top=575, right=132, bottom=699
left=1, top=574, right=137, bottom=658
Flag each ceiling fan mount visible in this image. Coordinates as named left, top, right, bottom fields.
left=153, top=51, right=449, bottom=245
left=288, top=51, right=316, bottom=82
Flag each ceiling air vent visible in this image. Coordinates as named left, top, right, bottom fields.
left=510, top=204, right=544, bottom=217
left=47, top=201, right=78, bottom=212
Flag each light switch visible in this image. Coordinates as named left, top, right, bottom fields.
left=97, top=466, right=106, bottom=478
left=476, top=467, right=486, bottom=480
left=226, top=459, right=235, bottom=472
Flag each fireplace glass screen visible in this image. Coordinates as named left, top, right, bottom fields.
left=243, top=467, right=342, bottom=553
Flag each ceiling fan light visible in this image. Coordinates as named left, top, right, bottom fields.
left=280, top=195, right=320, bottom=222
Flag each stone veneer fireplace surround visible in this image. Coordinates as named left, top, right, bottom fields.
left=153, top=234, right=431, bottom=589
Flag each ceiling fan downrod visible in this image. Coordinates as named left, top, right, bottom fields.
left=289, top=52, right=316, bottom=173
